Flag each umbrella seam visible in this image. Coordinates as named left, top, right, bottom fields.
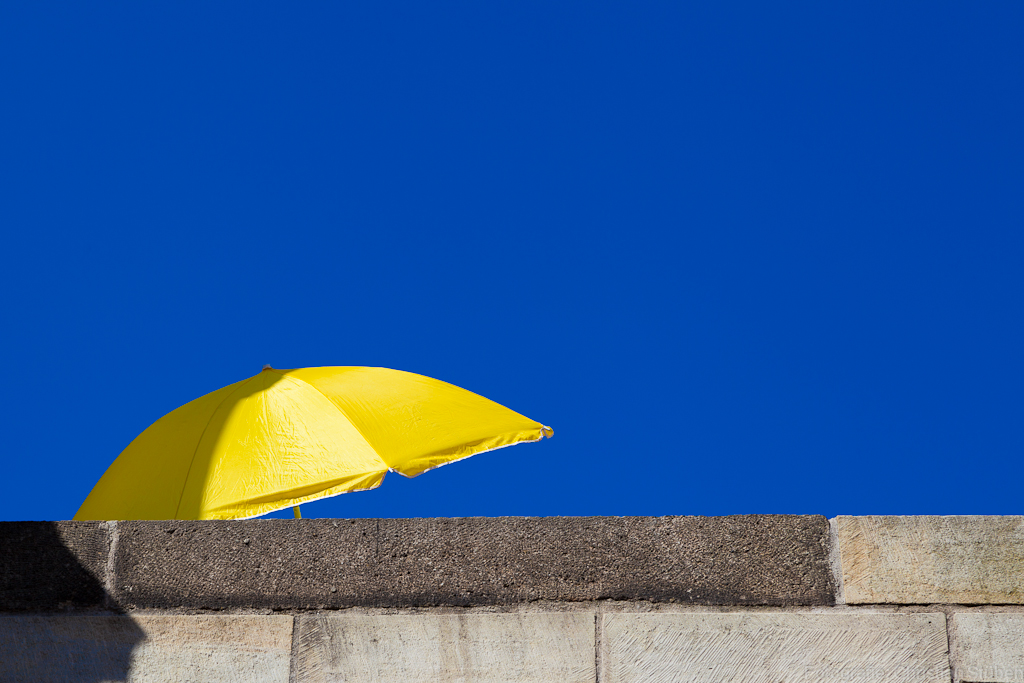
left=212, top=471, right=387, bottom=520
left=269, top=369, right=551, bottom=474
left=393, top=429, right=550, bottom=479
left=266, top=368, right=386, bottom=457
left=200, top=431, right=548, bottom=518
left=172, top=374, right=261, bottom=519
left=205, top=468, right=386, bottom=510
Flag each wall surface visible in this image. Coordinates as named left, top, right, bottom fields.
left=0, top=515, right=1022, bottom=682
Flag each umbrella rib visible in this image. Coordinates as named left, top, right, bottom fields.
left=172, top=374, right=261, bottom=519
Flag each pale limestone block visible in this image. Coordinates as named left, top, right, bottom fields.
left=602, top=612, right=949, bottom=683
left=0, top=615, right=292, bottom=683
left=952, top=613, right=1024, bottom=682
left=292, top=612, right=595, bottom=683
left=836, top=516, right=1024, bottom=604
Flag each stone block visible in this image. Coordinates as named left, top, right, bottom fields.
left=372, top=515, right=833, bottom=606
left=952, top=613, right=1024, bottom=682
left=602, top=612, right=949, bottom=683
left=112, top=516, right=834, bottom=609
left=836, top=516, right=1024, bottom=604
left=0, top=615, right=292, bottom=683
left=0, top=522, right=109, bottom=611
left=112, top=519, right=379, bottom=609
left=292, top=612, right=595, bottom=683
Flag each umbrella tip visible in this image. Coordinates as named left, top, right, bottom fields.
left=262, top=364, right=272, bottom=371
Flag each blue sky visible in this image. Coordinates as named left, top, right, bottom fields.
left=2, top=2, right=1021, bottom=521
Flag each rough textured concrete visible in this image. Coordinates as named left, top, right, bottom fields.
left=602, top=612, right=950, bottom=683
left=373, top=516, right=833, bottom=606
left=0, top=522, right=109, bottom=611
left=113, top=519, right=380, bottom=609
left=291, top=613, right=595, bottom=683
left=951, top=613, right=1024, bottom=683
left=113, top=516, right=833, bottom=608
left=837, top=516, right=1024, bottom=604
left=0, top=615, right=293, bottom=683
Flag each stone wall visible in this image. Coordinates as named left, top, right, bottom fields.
left=0, top=515, right=1021, bottom=682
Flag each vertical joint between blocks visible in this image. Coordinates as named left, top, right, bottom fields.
left=828, top=517, right=846, bottom=606
left=103, top=521, right=119, bottom=611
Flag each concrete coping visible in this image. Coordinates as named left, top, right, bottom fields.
left=1, top=515, right=1021, bottom=612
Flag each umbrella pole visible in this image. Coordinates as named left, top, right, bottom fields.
left=293, top=505, right=301, bottom=519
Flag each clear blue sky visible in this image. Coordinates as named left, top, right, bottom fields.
left=2, top=3, right=1021, bottom=521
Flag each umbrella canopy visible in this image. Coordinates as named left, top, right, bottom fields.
left=75, top=366, right=552, bottom=520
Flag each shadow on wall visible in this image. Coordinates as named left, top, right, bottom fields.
left=0, top=522, right=146, bottom=682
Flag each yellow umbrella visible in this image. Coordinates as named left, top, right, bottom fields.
left=75, top=366, right=552, bottom=520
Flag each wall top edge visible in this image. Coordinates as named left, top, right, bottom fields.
left=6, top=513, right=1022, bottom=524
